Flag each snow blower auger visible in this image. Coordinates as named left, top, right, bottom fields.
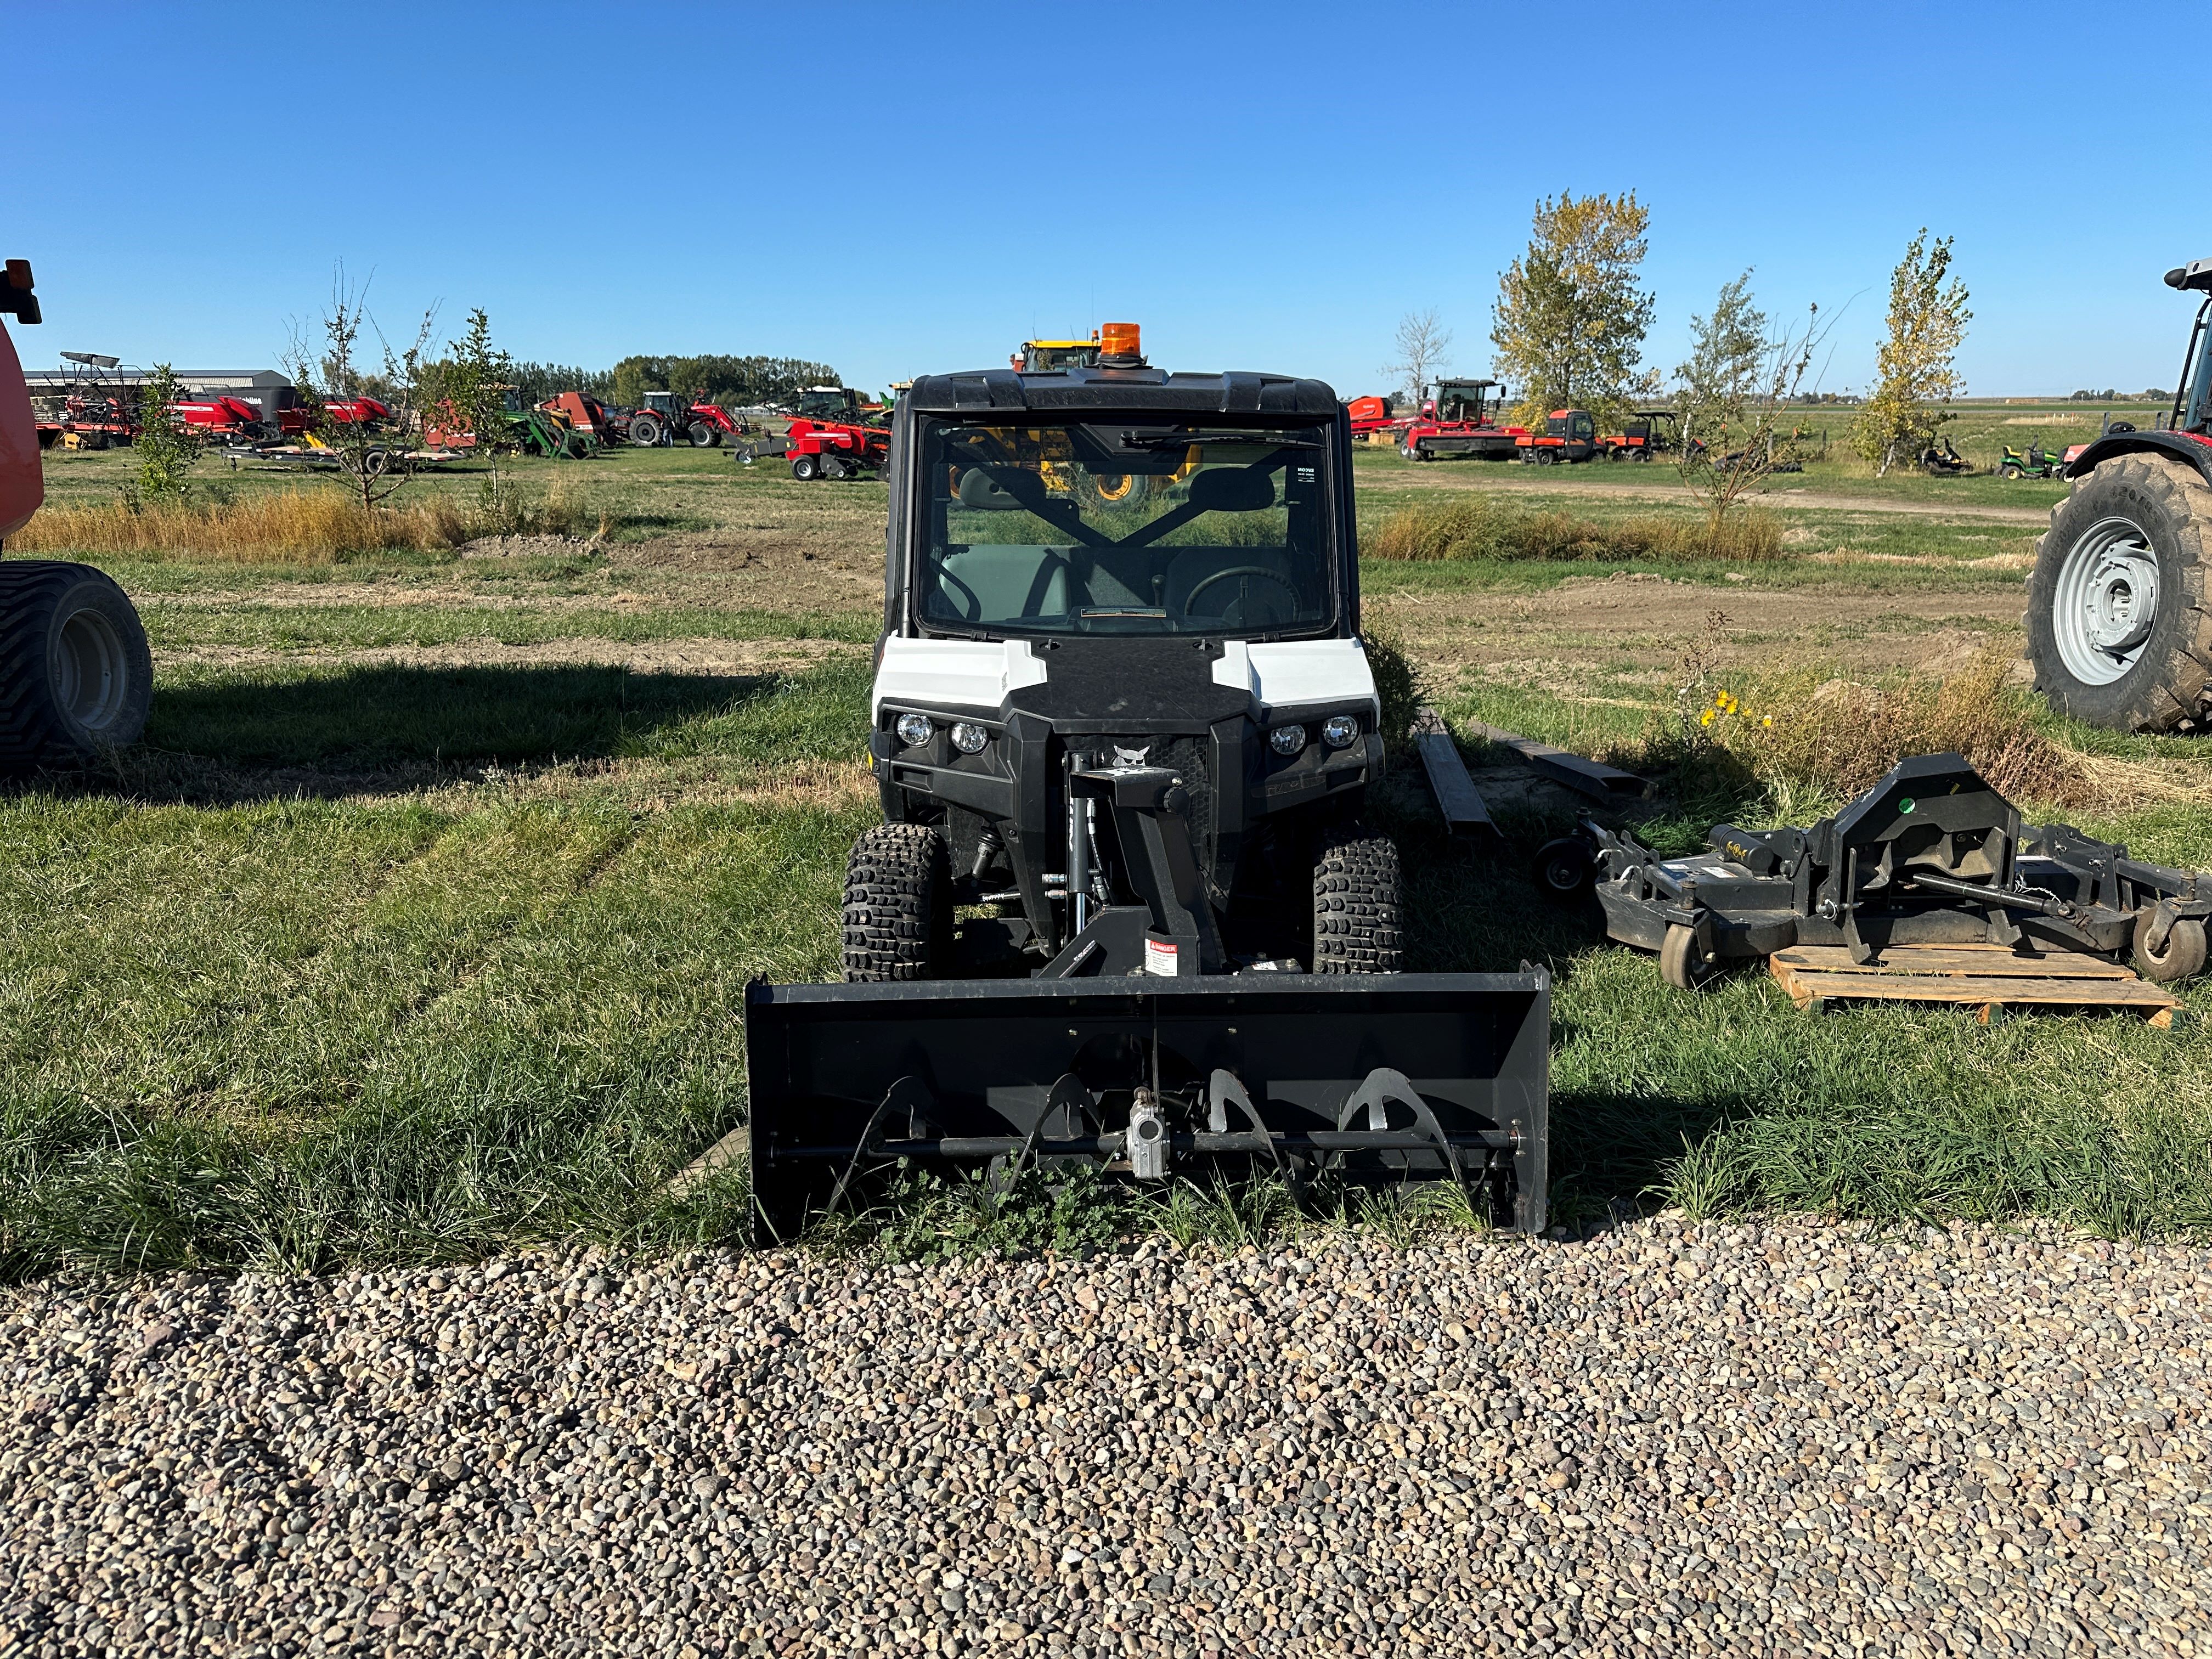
left=743, top=329, right=1551, bottom=1243
left=1540, top=751, right=2208, bottom=990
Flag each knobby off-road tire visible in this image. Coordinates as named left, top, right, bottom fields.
left=628, top=415, right=662, bottom=447
left=0, top=560, right=153, bottom=771
left=2027, top=453, right=2212, bottom=732
left=841, top=823, right=952, bottom=981
left=1313, top=829, right=1402, bottom=973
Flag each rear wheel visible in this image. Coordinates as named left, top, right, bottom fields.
left=2027, top=453, right=2212, bottom=731
left=628, top=415, right=662, bottom=446
left=842, top=824, right=952, bottom=981
left=791, top=454, right=820, bottom=481
left=0, top=561, right=153, bottom=770
left=1313, top=830, right=1402, bottom=973
left=2134, top=912, right=2207, bottom=984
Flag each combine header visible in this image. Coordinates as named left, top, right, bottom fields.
left=744, top=324, right=1551, bottom=1239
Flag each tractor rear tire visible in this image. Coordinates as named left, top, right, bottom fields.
left=2027, top=453, right=2212, bottom=732
left=629, top=416, right=662, bottom=447
left=1313, top=829, right=1402, bottom=973
left=2133, top=913, right=2207, bottom=984
left=0, top=561, right=153, bottom=771
left=842, top=823, right=952, bottom=981
left=791, top=454, right=820, bottom=481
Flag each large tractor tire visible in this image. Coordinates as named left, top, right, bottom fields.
left=687, top=420, right=719, bottom=448
left=1312, top=828, right=1402, bottom=973
left=628, top=415, right=663, bottom=447
left=841, top=823, right=951, bottom=981
left=0, top=560, right=153, bottom=770
left=2027, top=453, right=2212, bottom=732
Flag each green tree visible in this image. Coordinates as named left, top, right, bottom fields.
left=131, top=363, right=199, bottom=506
left=1853, top=230, right=1971, bottom=476
left=438, top=308, right=517, bottom=507
left=1489, top=191, right=1656, bottom=428
left=1674, top=271, right=1767, bottom=449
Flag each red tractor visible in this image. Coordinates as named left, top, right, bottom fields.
left=1398, top=379, right=1524, bottom=461
left=625, top=390, right=755, bottom=448
left=0, top=258, right=153, bottom=768
left=2027, top=256, right=2212, bottom=733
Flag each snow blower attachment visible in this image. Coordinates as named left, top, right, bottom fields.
left=1559, top=752, right=2208, bottom=989
left=745, top=970, right=1550, bottom=1243
left=741, top=345, right=1555, bottom=1240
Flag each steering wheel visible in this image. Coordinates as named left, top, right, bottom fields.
left=1183, top=565, right=1300, bottom=620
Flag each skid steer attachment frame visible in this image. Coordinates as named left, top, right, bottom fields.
left=744, top=969, right=1550, bottom=1244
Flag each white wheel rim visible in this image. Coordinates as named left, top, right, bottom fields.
left=2052, top=516, right=2161, bottom=686
left=55, top=605, right=129, bottom=732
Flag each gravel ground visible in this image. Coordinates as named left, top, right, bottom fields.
left=2, top=1215, right=2208, bottom=1659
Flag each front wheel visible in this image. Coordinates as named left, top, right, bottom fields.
left=2026, top=453, right=2212, bottom=731
left=1658, top=924, right=1722, bottom=991
left=842, top=824, right=952, bottom=981
left=0, top=561, right=154, bottom=770
left=687, top=420, right=719, bottom=448
left=2134, top=912, right=2207, bottom=984
left=1313, top=830, right=1402, bottom=973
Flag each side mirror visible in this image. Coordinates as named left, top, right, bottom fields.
left=956, top=466, right=1040, bottom=511
left=2166, top=258, right=2212, bottom=292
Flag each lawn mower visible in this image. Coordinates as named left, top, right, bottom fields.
left=743, top=325, right=1550, bottom=1240
left=1999, top=443, right=2061, bottom=481
left=1536, top=752, right=2208, bottom=988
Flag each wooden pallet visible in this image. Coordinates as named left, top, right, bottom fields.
left=1768, top=942, right=2181, bottom=1026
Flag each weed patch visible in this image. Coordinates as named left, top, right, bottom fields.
left=1368, top=496, right=1782, bottom=563
left=10, top=479, right=611, bottom=563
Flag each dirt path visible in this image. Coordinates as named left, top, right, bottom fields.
left=1375, top=572, right=2028, bottom=692
left=1368, top=466, right=2056, bottom=526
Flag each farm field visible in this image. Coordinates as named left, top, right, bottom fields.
left=3, top=439, right=2210, bottom=1276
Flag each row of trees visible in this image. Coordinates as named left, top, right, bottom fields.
left=1387, top=195, right=1976, bottom=480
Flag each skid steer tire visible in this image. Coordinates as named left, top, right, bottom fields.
left=0, top=561, right=153, bottom=771
left=2027, top=453, right=2212, bottom=732
left=1313, top=829, right=1402, bottom=974
left=841, top=823, right=951, bottom=982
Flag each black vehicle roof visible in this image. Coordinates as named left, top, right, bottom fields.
left=902, top=365, right=1339, bottom=417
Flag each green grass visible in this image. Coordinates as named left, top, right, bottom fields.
left=4, top=436, right=2211, bottom=1276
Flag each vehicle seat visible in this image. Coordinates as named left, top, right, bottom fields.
left=932, top=545, right=1071, bottom=623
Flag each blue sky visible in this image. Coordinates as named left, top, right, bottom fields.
left=5, top=4, right=2194, bottom=400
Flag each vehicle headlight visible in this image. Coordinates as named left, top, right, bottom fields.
left=1268, top=724, right=1307, bottom=757
left=950, top=721, right=990, bottom=754
left=1321, top=714, right=1359, bottom=749
left=894, top=712, right=934, bottom=748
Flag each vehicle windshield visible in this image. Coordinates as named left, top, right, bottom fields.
left=918, top=417, right=1334, bottom=636
left=1432, top=385, right=1492, bottom=422
left=1021, top=345, right=1099, bottom=371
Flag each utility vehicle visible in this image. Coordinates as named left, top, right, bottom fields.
left=742, top=326, right=1550, bottom=1240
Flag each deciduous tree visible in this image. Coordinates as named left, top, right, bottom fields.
left=1490, top=191, right=1656, bottom=428
left=1853, top=230, right=1971, bottom=476
left=1382, top=309, right=1452, bottom=406
left=130, top=364, right=198, bottom=506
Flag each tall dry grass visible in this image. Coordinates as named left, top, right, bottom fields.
left=1668, top=649, right=2086, bottom=809
left=1367, top=498, right=1783, bottom=564
left=10, top=482, right=606, bottom=563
